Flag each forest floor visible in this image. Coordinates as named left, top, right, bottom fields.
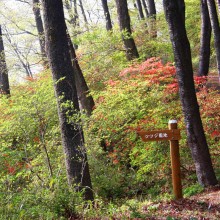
left=207, top=75, right=220, bottom=91
left=138, top=185, right=220, bottom=220
left=76, top=185, right=220, bottom=220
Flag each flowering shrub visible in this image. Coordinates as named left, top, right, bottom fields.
left=196, top=87, right=220, bottom=165
left=0, top=57, right=219, bottom=206
left=88, top=57, right=220, bottom=198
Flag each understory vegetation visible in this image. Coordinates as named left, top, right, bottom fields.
left=0, top=60, right=219, bottom=218
left=0, top=2, right=220, bottom=219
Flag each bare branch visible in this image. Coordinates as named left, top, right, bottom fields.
left=14, top=0, right=30, bottom=5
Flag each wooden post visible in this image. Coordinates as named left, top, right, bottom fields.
left=168, top=120, right=183, bottom=199
left=137, top=121, right=182, bottom=199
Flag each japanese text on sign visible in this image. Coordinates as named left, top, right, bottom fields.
left=137, top=129, right=181, bottom=142
left=145, top=132, right=168, bottom=139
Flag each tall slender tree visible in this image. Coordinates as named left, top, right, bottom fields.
left=79, top=0, right=89, bottom=30
left=115, top=0, right=139, bottom=60
left=0, top=25, right=10, bottom=95
left=147, top=0, right=156, bottom=18
left=64, top=0, right=80, bottom=30
left=136, top=0, right=145, bottom=19
left=67, top=32, right=95, bottom=116
left=42, top=0, right=93, bottom=200
left=141, top=0, right=149, bottom=17
left=207, top=0, right=220, bottom=80
left=64, top=0, right=73, bottom=23
left=64, top=0, right=79, bottom=49
left=101, top=0, right=113, bottom=31
left=147, top=0, right=156, bottom=37
left=198, top=0, right=211, bottom=76
left=163, top=0, right=218, bottom=186
left=72, top=0, right=79, bottom=27
left=34, top=0, right=94, bottom=115
left=32, top=0, right=47, bottom=65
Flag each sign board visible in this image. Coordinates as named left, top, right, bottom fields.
left=137, top=121, right=183, bottom=199
left=137, top=129, right=181, bottom=142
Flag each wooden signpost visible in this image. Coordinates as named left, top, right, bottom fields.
left=137, top=119, right=183, bottom=199
left=138, top=129, right=181, bottom=142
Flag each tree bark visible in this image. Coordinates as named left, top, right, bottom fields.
left=177, top=0, right=186, bottom=26
left=163, top=0, right=218, bottom=186
left=136, top=0, right=145, bottom=19
left=32, top=0, right=48, bottom=66
left=0, top=25, right=10, bottom=95
left=101, top=0, right=113, bottom=31
left=147, top=0, right=156, bottom=17
left=42, top=0, right=93, bottom=200
left=207, top=0, right=220, bottom=80
left=198, top=0, right=211, bottom=76
left=141, top=0, right=149, bottom=17
left=67, top=32, right=95, bottom=116
left=147, top=0, right=157, bottom=37
left=216, top=0, right=220, bottom=13
left=115, top=0, right=139, bottom=60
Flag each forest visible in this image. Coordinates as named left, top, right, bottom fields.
left=0, top=0, right=219, bottom=219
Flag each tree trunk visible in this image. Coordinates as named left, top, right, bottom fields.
left=136, top=0, right=145, bottom=19
left=101, top=0, right=113, bottom=31
left=141, top=0, right=149, bottom=17
left=65, top=0, right=79, bottom=49
left=67, top=32, right=95, bottom=116
left=32, top=0, right=47, bottom=66
left=207, top=0, right=220, bottom=80
left=65, top=0, right=78, bottom=27
left=163, top=0, right=218, bottom=186
left=216, top=0, right=220, bottom=13
left=147, top=0, right=156, bottom=37
left=177, top=0, right=186, bottom=26
left=73, top=0, right=79, bottom=27
left=147, top=0, right=156, bottom=17
left=198, top=0, right=211, bottom=76
left=42, top=0, right=93, bottom=201
left=79, top=0, right=89, bottom=30
left=0, top=25, right=10, bottom=95
left=115, top=0, right=139, bottom=60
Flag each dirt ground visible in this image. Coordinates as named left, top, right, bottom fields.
left=141, top=185, right=220, bottom=220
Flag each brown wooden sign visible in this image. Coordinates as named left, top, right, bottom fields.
left=137, top=129, right=181, bottom=142
left=138, top=120, right=183, bottom=199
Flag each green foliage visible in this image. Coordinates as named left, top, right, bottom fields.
left=0, top=72, right=60, bottom=183
left=185, top=0, right=216, bottom=70
left=126, top=199, right=147, bottom=219
left=185, top=0, right=201, bottom=49
left=77, top=20, right=173, bottom=91
left=87, top=58, right=182, bottom=198
left=1, top=58, right=219, bottom=219
left=1, top=4, right=220, bottom=218
left=77, top=26, right=128, bottom=91
left=134, top=12, right=173, bottom=63
left=0, top=177, right=81, bottom=219
left=0, top=72, right=83, bottom=219
left=87, top=58, right=220, bottom=201
left=183, top=184, right=204, bottom=197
